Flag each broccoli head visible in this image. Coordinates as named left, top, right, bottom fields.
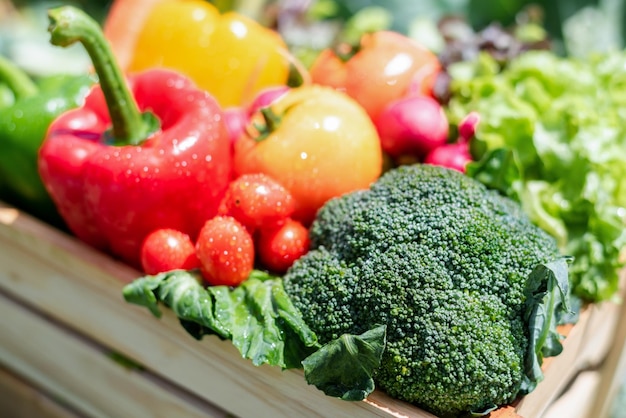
left=283, top=164, right=570, bottom=417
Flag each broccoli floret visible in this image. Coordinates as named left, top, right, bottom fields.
left=283, top=164, right=568, bottom=417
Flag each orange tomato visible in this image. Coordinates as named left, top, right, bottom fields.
left=310, top=30, right=442, bottom=121
left=234, top=85, right=383, bottom=225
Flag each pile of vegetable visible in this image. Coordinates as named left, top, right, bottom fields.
left=1, top=0, right=625, bottom=416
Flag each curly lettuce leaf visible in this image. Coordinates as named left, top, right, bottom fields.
left=123, top=270, right=320, bottom=368
left=466, top=148, right=523, bottom=200
left=450, top=50, right=626, bottom=302
left=302, top=325, right=386, bottom=401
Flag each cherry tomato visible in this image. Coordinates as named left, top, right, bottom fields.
left=234, top=85, right=383, bottom=225
left=257, top=218, right=310, bottom=274
left=306, top=48, right=347, bottom=90
left=196, top=216, right=254, bottom=286
left=140, top=228, right=200, bottom=275
left=219, top=173, right=295, bottom=231
left=310, top=31, right=442, bottom=121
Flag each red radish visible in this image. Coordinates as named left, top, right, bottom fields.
left=424, top=141, right=473, bottom=173
left=458, top=111, right=480, bottom=141
left=375, top=95, right=449, bottom=159
left=247, top=85, right=290, bottom=115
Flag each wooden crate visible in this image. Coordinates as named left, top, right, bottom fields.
left=0, top=201, right=622, bottom=418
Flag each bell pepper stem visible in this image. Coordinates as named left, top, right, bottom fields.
left=0, top=55, right=38, bottom=100
left=47, top=6, right=156, bottom=146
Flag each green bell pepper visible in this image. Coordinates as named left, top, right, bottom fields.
left=0, top=55, right=95, bottom=226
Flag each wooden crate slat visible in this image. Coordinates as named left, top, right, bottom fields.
left=0, top=291, right=229, bottom=418
left=542, top=371, right=602, bottom=418
left=589, top=289, right=626, bottom=417
left=0, top=366, right=81, bottom=418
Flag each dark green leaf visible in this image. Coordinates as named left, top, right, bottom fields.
left=122, top=270, right=320, bottom=369
left=178, top=319, right=220, bottom=341
left=302, top=325, right=386, bottom=401
left=521, top=256, right=573, bottom=393
left=122, top=272, right=168, bottom=317
left=466, top=148, right=522, bottom=199
left=157, top=270, right=230, bottom=339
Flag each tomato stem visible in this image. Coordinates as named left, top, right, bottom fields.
left=334, top=42, right=359, bottom=62
left=253, top=106, right=283, bottom=142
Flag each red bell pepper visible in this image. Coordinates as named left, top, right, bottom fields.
left=39, top=6, right=232, bottom=268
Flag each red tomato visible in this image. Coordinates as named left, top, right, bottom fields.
left=196, top=216, right=255, bottom=286
left=257, top=218, right=310, bottom=274
left=234, top=85, right=383, bottom=225
left=218, top=173, right=295, bottom=231
left=310, top=31, right=442, bottom=121
left=140, top=228, right=200, bottom=275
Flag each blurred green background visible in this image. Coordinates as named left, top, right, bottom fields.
left=1, top=0, right=625, bottom=77
left=306, top=0, right=625, bottom=56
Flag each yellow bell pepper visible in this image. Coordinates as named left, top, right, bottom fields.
left=117, top=0, right=291, bottom=107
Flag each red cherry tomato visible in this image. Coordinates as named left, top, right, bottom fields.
left=257, top=218, right=310, bottom=274
left=140, top=228, right=200, bottom=275
left=218, top=173, right=295, bottom=231
left=196, top=216, right=255, bottom=286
